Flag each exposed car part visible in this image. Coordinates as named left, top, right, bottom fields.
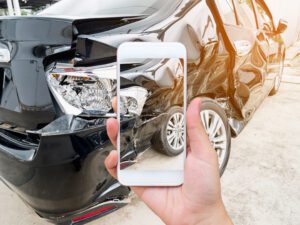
left=200, top=98, right=231, bottom=176
left=0, top=15, right=144, bottom=130
left=152, top=107, right=185, bottom=156
left=120, top=86, right=148, bottom=116
left=47, top=64, right=117, bottom=116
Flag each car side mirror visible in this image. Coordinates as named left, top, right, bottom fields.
left=276, top=19, right=288, bottom=34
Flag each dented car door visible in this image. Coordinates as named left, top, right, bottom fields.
left=214, top=0, right=270, bottom=120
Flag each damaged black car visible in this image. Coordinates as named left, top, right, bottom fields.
left=119, top=58, right=185, bottom=169
left=0, top=0, right=287, bottom=224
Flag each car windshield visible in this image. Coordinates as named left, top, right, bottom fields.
left=39, top=0, right=181, bottom=17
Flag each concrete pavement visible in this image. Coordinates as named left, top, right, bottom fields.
left=222, top=81, right=300, bottom=225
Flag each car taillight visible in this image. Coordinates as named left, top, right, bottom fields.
left=120, top=161, right=135, bottom=170
left=71, top=205, right=115, bottom=224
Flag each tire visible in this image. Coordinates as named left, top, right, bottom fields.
left=200, top=98, right=231, bottom=176
left=270, top=54, right=285, bottom=96
left=152, top=106, right=185, bottom=156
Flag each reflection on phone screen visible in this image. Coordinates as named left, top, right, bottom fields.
left=119, top=58, right=185, bottom=171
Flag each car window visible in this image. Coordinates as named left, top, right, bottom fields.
left=216, top=0, right=237, bottom=25
left=255, top=1, right=274, bottom=30
left=235, top=0, right=257, bottom=29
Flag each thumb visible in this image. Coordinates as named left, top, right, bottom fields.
left=186, top=98, right=215, bottom=161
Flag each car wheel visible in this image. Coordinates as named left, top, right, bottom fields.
left=270, top=55, right=285, bottom=96
left=152, top=106, right=185, bottom=156
left=200, top=98, right=231, bottom=176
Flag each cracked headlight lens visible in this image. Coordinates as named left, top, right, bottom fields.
left=120, top=86, right=148, bottom=116
left=47, top=67, right=116, bottom=116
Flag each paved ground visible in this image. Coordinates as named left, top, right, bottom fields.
left=125, top=148, right=184, bottom=171
left=1, top=50, right=300, bottom=225
left=222, top=83, right=300, bottom=225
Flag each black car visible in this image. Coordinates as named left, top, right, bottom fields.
left=0, top=0, right=287, bottom=224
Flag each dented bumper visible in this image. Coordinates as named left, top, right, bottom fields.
left=0, top=115, right=130, bottom=222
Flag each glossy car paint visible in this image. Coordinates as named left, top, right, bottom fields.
left=0, top=116, right=130, bottom=223
left=0, top=0, right=286, bottom=223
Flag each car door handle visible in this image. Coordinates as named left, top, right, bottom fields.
left=234, top=40, right=252, bottom=56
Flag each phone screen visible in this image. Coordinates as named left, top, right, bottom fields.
left=117, top=43, right=186, bottom=186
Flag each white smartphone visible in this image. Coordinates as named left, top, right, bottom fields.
left=117, top=42, right=187, bottom=186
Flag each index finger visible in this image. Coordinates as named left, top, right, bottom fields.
left=107, top=118, right=118, bottom=148
left=112, top=96, right=117, bottom=113
left=106, top=97, right=118, bottom=148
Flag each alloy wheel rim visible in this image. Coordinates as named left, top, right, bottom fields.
left=200, top=110, right=228, bottom=169
left=166, top=112, right=185, bottom=151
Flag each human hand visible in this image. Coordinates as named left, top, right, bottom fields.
left=105, top=98, right=233, bottom=225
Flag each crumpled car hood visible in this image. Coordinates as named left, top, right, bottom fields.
left=0, top=15, right=147, bottom=43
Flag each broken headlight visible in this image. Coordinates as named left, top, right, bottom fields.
left=120, top=86, right=148, bottom=116
left=47, top=66, right=116, bottom=116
